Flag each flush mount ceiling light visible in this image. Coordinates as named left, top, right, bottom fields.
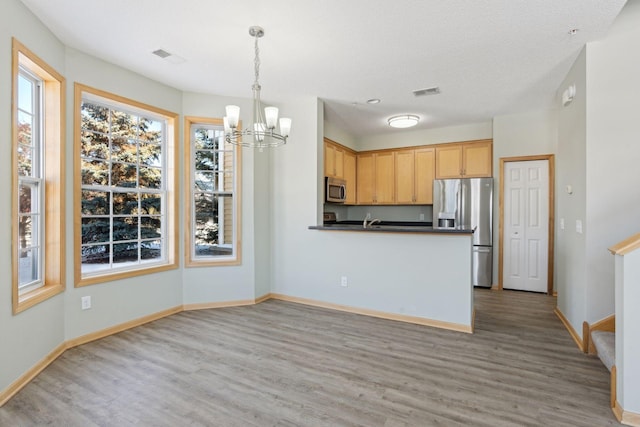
left=224, top=26, right=292, bottom=149
left=388, top=114, right=420, bottom=129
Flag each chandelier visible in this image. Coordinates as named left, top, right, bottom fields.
left=224, top=26, right=292, bottom=149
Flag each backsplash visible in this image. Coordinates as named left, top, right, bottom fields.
left=324, top=204, right=433, bottom=222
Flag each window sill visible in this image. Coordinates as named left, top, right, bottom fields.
left=14, top=283, right=65, bottom=315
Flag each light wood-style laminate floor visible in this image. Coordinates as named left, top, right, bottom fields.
left=0, top=289, right=620, bottom=426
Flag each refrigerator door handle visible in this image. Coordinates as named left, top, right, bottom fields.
left=456, top=183, right=462, bottom=227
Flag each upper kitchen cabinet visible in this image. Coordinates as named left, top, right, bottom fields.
left=435, top=140, right=492, bottom=179
left=324, top=138, right=357, bottom=204
left=357, top=151, right=395, bottom=204
left=395, top=147, right=435, bottom=204
left=324, top=138, right=345, bottom=178
left=343, top=150, right=357, bottom=205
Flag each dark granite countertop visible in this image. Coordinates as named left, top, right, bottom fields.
left=309, top=220, right=474, bottom=234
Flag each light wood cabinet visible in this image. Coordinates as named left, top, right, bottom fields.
left=415, top=147, right=435, bottom=204
left=327, top=138, right=490, bottom=206
left=462, top=141, right=492, bottom=177
left=357, top=152, right=395, bottom=204
left=324, top=139, right=344, bottom=178
left=324, top=138, right=357, bottom=204
left=395, top=147, right=435, bottom=205
left=343, top=151, right=356, bottom=205
left=435, top=140, right=492, bottom=179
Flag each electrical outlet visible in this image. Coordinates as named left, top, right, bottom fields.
left=419, top=213, right=425, bottom=220
left=81, top=296, right=91, bottom=310
left=340, top=276, right=348, bottom=287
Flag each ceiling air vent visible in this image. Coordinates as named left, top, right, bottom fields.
left=413, top=87, right=441, bottom=97
left=152, top=48, right=186, bottom=64
left=152, top=49, right=171, bottom=58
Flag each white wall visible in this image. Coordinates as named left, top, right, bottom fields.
left=584, top=0, right=640, bottom=324
left=556, top=0, right=640, bottom=342
left=180, top=92, right=268, bottom=304
left=492, top=109, right=558, bottom=288
left=356, top=121, right=493, bottom=151
left=62, top=48, right=184, bottom=341
left=0, top=0, right=67, bottom=396
left=616, top=250, right=640, bottom=414
left=273, top=99, right=475, bottom=325
left=324, top=119, right=357, bottom=150
left=556, top=48, right=588, bottom=337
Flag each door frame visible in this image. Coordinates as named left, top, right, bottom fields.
left=498, top=154, right=555, bottom=294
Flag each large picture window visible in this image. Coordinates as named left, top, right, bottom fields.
left=185, top=117, right=241, bottom=266
left=12, top=38, right=65, bottom=314
left=75, top=84, right=178, bottom=286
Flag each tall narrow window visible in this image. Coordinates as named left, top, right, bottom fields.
left=75, top=84, right=178, bottom=286
left=185, top=117, right=241, bottom=266
left=12, top=38, right=65, bottom=314
left=17, top=69, right=44, bottom=293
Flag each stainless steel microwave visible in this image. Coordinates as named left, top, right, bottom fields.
left=325, top=177, right=346, bottom=203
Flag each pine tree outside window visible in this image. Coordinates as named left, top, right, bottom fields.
left=185, top=117, right=241, bottom=267
left=75, top=84, right=178, bottom=286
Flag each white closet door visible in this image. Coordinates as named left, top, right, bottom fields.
left=503, top=160, right=549, bottom=293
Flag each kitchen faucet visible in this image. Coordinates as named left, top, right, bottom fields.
left=363, top=213, right=381, bottom=228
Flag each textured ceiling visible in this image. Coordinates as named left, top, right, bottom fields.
left=19, top=0, right=627, bottom=137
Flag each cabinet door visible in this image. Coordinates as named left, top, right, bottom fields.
left=415, top=147, right=435, bottom=204
left=356, top=154, right=374, bottom=204
left=334, top=148, right=344, bottom=179
left=395, top=149, right=415, bottom=204
left=463, top=141, right=492, bottom=177
left=375, top=152, right=395, bottom=204
left=343, top=151, right=357, bottom=205
left=436, top=144, right=463, bottom=179
left=324, top=142, right=336, bottom=177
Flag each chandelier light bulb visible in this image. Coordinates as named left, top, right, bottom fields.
left=265, top=106, right=279, bottom=129
left=279, top=118, right=292, bottom=137
left=225, top=105, right=240, bottom=128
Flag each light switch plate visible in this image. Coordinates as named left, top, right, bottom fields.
left=560, top=218, right=565, bottom=230
left=576, top=220, right=583, bottom=234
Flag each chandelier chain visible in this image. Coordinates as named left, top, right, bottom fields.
left=253, top=35, right=261, bottom=88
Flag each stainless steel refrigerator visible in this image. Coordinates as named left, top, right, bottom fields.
left=433, top=178, right=493, bottom=288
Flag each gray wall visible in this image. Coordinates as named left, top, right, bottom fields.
left=584, top=0, right=640, bottom=324
left=492, top=109, right=559, bottom=288
left=62, top=48, right=184, bottom=341
left=556, top=0, right=640, bottom=338
left=556, top=48, right=588, bottom=335
left=0, top=0, right=67, bottom=396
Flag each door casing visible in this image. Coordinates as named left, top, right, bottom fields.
left=498, top=154, right=555, bottom=294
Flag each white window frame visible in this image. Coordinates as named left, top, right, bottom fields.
left=12, top=38, right=66, bottom=314
left=185, top=117, right=242, bottom=267
left=17, top=68, right=45, bottom=295
left=75, top=84, right=178, bottom=287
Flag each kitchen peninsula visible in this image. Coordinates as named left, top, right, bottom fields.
left=308, top=223, right=475, bottom=333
